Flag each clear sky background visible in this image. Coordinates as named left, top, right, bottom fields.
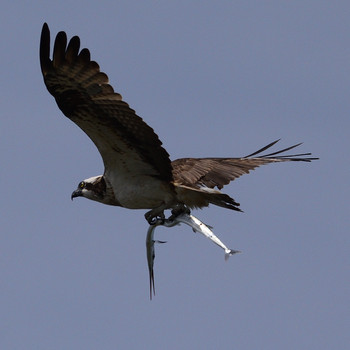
left=1, top=1, right=349, bottom=349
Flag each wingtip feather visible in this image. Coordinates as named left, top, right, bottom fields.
left=53, top=31, right=67, bottom=68
left=65, top=35, right=80, bottom=63
left=245, top=140, right=318, bottom=162
left=40, top=22, right=51, bottom=75
left=244, top=139, right=281, bottom=158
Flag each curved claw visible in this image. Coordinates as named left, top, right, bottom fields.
left=145, top=209, right=166, bottom=225
left=149, top=216, right=165, bottom=225
left=149, top=217, right=158, bottom=225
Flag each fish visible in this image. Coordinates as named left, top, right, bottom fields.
left=145, top=212, right=241, bottom=299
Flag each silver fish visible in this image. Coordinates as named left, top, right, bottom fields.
left=146, top=212, right=241, bottom=299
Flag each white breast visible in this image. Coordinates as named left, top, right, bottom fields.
left=105, top=171, right=175, bottom=209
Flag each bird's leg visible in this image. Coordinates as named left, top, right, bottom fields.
left=145, top=208, right=166, bottom=225
left=168, top=204, right=191, bottom=221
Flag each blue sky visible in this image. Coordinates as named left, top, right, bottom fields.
left=1, top=1, right=349, bottom=349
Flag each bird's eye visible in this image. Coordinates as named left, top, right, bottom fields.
left=79, top=181, right=85, bottom=189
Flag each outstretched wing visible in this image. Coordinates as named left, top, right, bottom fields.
left=172, top=140, right=318, bottom=189
left=40, top=23, right=173, bottom=183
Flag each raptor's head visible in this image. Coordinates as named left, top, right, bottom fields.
left=71, top=175, right=106, bottom=203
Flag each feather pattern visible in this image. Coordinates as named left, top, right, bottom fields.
left=40, top=23, right=173, bottom=184
left=171, top=140, right=318, bottom=190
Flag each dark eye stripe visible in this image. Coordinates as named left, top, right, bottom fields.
left=85, top=182, right=94, bottom=190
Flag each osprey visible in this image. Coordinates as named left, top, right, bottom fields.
left=40, top=23, right=317, bottom=225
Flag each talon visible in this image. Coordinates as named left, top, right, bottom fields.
left=145, top=211, right=165, bottom=225
left=149, top=217, right=158, bottom=225
left=145, top=204, right=168, bottom=225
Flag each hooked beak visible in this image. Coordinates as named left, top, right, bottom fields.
left=71, top=189, right=82, bottom=201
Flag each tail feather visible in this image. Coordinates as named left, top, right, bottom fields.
left=205, top=192, right=242, bottom=212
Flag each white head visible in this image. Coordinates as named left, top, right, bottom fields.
left=71, top=175, right=107, bottom=203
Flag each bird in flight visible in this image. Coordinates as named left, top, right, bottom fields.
left=40, top=22, right=317, bottom=226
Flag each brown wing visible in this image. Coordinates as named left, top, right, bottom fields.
left=172, top=140, right=318, bottom=189
left=40, top=23, right=173, bottom=183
